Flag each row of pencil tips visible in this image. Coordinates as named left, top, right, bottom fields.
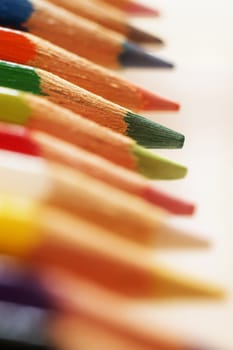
left=0, top=1, right=224, bottom=350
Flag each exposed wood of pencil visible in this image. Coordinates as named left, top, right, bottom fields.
left=49, top=0, right=163, bottom=43
left=26, top=32, right=172, bottom=111
left=0, top=61, right=183, bottom=148
left=44, top=269, right=224, bottom=350
left=36, top=68, right=183, bottom=148
left=0, top=87, right=186, bottom=180
left=0, top=27, right=178, bottom=111
left=45, top=163, right=207, bottom=248
left=34, top=205, right=222, bottom=299
left=26, top=94, right=137, bottom=170
left=34, top=132, right=195, bottom=215
left=26, top=0, right=127, bottom=67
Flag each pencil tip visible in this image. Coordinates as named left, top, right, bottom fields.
left=157, top=217, right=211, bottom=249
left=127, top=3, right=160, bottom=16
left=119, top=42, right=174, bottom=68
left=125, top=112, right=184, bottom=149
left=153, top=266, right=225, bottom=298
left=139, top=88, right=180, bottom=111
left=133, top=144, right=187, bottom=180
left=143, top=186, right=196, bottom=215
left=127, top=25, right=164, bottom=44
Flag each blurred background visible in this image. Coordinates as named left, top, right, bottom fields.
left=122, top=0, right=233, bottom=349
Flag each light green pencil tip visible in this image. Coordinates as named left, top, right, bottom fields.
left=0, top=87, right=30, bottom=125
left=125, top=111, right=185, bottom=149
left=133, top=144, right=188, bottom=180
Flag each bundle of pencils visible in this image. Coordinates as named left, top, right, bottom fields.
left=0, top=1, right=224, bottom=350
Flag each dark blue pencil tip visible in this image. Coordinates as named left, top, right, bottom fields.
left=0, top=0, right=34, bottom=27
left=119, top=42, right=174, bottom=68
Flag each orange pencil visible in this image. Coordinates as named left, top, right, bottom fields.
left=0, top=27, right=179, bottom=111
left=49, top=0, right=163, bottom=43
left=0, top=64, right=184, bottom=149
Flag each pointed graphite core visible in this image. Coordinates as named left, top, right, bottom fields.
left=138, top=87, right=180, bottom=111
left=127, top=2, right=160, bottom=16
left=132, top=144, right=187, bottom=180
left=127, top=25, right=164, bottom=44
left=125, top=112, right=185, bottom=149
left=143, top=186, right=195, bottom=215
left=119, top=42, right=174, bottom=68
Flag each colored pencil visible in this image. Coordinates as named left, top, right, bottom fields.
left=0, top=62, right=184, bottom=149
left=49, top=0, right=163, bottom=44
left=0, top=0, right=172, bottom=68
left=0, top=195, right=223, bottom=298
left=44, top=270, right=223, bottom=350
left=0, top=88, right=186, bottom=180
left=0, top=27, right=178, bottom=111
left=0, top=123, right=194, bottom=215
left=0, top=258, right=54, bottom=309
left=0, top=150, right=203, bottom=248
left=99, top=0, right=160, bottom=16
left=0, top=301, right=54, bottom=350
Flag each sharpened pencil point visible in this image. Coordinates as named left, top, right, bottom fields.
left=139, top=88, right=180, bottom=111
left=156, top=217, right=210, bottom=248
left=119, top=42, right=174, bottom=68
left=125, top=112, right=185, bottom=149
left=133, top=144, right=187, bottom=180
left=152, top=265, right=225, bottom=299
left=127, top=3, right=160, bottom=16
left=143, top=186, right=196, bottom=215
left=127, top=25, right=164, bottom=44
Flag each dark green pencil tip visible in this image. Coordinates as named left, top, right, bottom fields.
left=125, top=111, right=185, bottom=149
left=0, top=60, right=42, bottom=95
left=133, top=144, right=188, bottom=180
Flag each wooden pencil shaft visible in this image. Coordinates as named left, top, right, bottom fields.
left=99, top=0, right=158, bottom=16
left=25, top=94, right=137, bottom=171
left=38, top=68, right=130, bottom=134
left=0, top=27, right=177, bottom=112
left=46, top=162, right=165, bottom=247
left=37, top=206, right=158, bottom=298
left=23, top=31, right=167, bottom=111
left=23, top=0, right=125, bottom=67
left=35, top=132, right=148, bottom=199
left=49, top=0, right=129, bottom=35
left=36, top=206, right=221, bottom=299
left=35, top=132, right=193, bottom=215
left=49, top=0, right=162, bottom=43
left=46, top=272, right=218, bottom=350
left=0, top=87, right=186, bottom=180
left=0, top=61, right=184, bottom=149
left=43, top=164, right=205, bottom=249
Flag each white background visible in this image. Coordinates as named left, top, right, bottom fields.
left=121, top=1, right=233, bottom=349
